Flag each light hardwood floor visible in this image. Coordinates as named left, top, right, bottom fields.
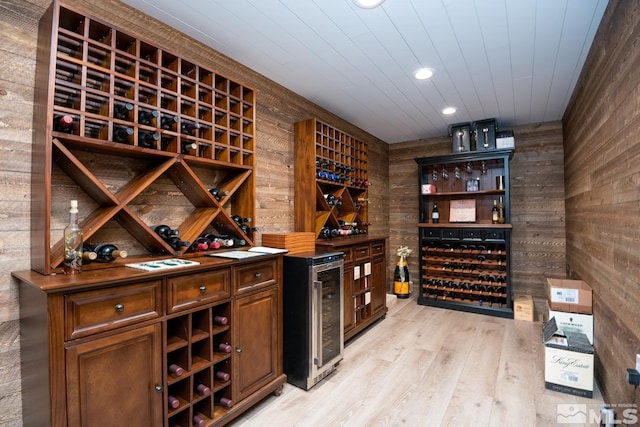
left=229, top=298, right=603, bottom=427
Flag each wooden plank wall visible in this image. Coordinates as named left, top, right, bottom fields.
left=388, top=122, right=566, bottom=308
left=0, top=0, right=389, bottom=423
left=562, top=0, right=640, bottom=409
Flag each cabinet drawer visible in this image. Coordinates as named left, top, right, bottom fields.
left=442, top=229, right=461, bottom=240
left=234, top=259, right=277, bottom=295
left=65, top=281, right=161, bottom=340
left=353, top=245, right=370, bottom=262
left=421, top=229, right=441, bottom=240
left=485, top=230, right=506, bottom=241
left=371, top=241, right=385, bottom=257
left=340, top=247, right=353, bottom=263
left=462, top=229, right=483, bottom=241
left=167, top=269, right=231, bottom=313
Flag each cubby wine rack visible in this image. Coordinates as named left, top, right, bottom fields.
left=33, top=1, right=257, bottom=274
left=165, top=303, right=233, bottom=426
left=294, top=118, right=369, bottom=239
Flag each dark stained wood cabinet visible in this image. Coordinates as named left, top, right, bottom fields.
left=14, top=254, right=286, bottom=427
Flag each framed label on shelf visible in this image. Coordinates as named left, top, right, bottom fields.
left=449, top=199, right=476, bottom=223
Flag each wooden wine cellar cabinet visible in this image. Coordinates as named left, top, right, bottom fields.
left=32, top=1, right=257, bottom=275
left=415, top=149, right=514, bottom=318
left=294, top=118, right=387, bottom=339
left=13, top=254, right=286, bottom=427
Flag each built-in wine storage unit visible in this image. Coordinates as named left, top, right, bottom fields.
left=294, top=118, right=369, bottom=239
left=33, top=1, right=256, bottom=274
left=165, top=302, right=233, bottom=425
left=415, top=149, right=514, bottom=318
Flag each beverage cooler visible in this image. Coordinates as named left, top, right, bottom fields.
left=282, top=251, right=344, bottom=390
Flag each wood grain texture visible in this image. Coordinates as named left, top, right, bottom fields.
left=562, top=0, right=640, bottom=409
left=228, top=299, right=603, bottom=426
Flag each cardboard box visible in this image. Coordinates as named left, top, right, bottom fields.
left=548, top=305, right=593, bottom=345
left=421, top=184, right=436, bottom=194
left=261, top=232, right=315, bottom=254
left=543, top=317, right=594, bottom=398
left=546, top=278, right=593, bottom=314
left=514, top=295, right=534, bottom=321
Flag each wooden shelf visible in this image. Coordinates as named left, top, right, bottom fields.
left=33, top=1, right=257, bottom=274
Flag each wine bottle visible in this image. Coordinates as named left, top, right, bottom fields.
left=195, top=383, right=211, bottom=396
left=232, top=238, right=246, bottom=247
left=114, top=102, right=133, bottom=120
left=189, top=237, right=211, bottom=252
left=166, top=236, right=190, bottom=251
left=160, top=114, right=179, bottom=130
left=431, top=202, right=439, bottom=224
left=63, top=200, right=83, bottom=274
left=84, top=243, right=128, bottom=263
left=168, top=395, right=180, bottom=409
left=138, top=131, right=160, bottom=148
left=181, top=120, right=201, bottom=135
left=202, top=234, right=222, bottom=249
left=213, top=315, right=228, bottom=325
left=215, top=371, right=230, bottom=382
left=168, top=363, right=184, bottom=376
left=54, top=114, right=74, bottom=133
left=492, top=199, right=499, bottom=224
left=208, top=188, right=229, bottom=201
left=138, top=109, right=158, bottom=125
left=208, top=235, right=234, bottom=247
left=82, top=250, right=97, bottom=262
left=193, top=415, right=206, bottom=427
left=231, top=215, right=251, bottom=225
left=338, top=220, right=357, bottom=227
left=216, top=397, right=233, bottom=408
left=153, top=224, right=179, bottom=239
left=113, top=126, right=134, bottom=143
left=181, top=142, right=197, bottom=154
left=214, top=342, right=232, bottom=353
left=319, top=227, right=331, bottom=239
left=497, top=196, right=505, bottom=224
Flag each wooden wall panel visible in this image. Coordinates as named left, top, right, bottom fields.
left=388, top=122, right=566, bottom=302
left=563, top=0, right=640, bottom=408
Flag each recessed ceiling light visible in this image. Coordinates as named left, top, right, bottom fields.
left=442, top=107, right=456, bottom=115
left=353, top=0, right=386, bottom=9
left=414, top=68, right=434, bottom=80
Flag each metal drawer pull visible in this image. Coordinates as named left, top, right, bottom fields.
left=199, top=286, right=207, bottom=293
left=236, top=348, right=242, bottom=353
left=155, top=386, right=163, bottom=393
left=255, top=273, right=262, bottom=278
left=115, top=303, right=124, bottom=312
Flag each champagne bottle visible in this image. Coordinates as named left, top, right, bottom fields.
left=431, top=202, right=439, bottom=224
left=215, top=371, right=230, bottom=382
left=168, top=395, right=180, bottom=409
left=114, top=102, right=133, bottom=120
left=84, top=243, right=128, bottom=263
left=195, top=383, right=211, bottom=396
left=63, top=200, right=83, bottom=274
left=492, top=200, right=499, bottom=224
left=113, top=126, right=134, bottom=143
left=152, top=224, right=179, bottom=240
left=168, top=363, right=184, bottom=376
left=54, top=114, right=74, bottom=133
left=217, top=397, right=233, bottom=408
left=213, top=315, right=228, bottom=325
left=214, top=342, right=232, bottom=353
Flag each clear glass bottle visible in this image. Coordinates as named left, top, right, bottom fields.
left=63, top=200, right=83, bottom=274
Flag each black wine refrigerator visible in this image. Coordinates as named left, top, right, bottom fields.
left=282, top=251, right=344, bottom=390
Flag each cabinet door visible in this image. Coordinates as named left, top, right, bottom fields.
left=233, top=287, right=280, bottom=402
left=371, top=255, right=386, bottom=314
left=65, top=324, right=163, bottom=427
left=343, top=265, right=356, bottom=333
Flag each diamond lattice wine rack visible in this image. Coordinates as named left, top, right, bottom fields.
left=32, top=1, right=256, bottom=274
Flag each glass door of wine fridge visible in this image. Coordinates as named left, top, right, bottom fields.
left=313, top=265, right=343, bottom=368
